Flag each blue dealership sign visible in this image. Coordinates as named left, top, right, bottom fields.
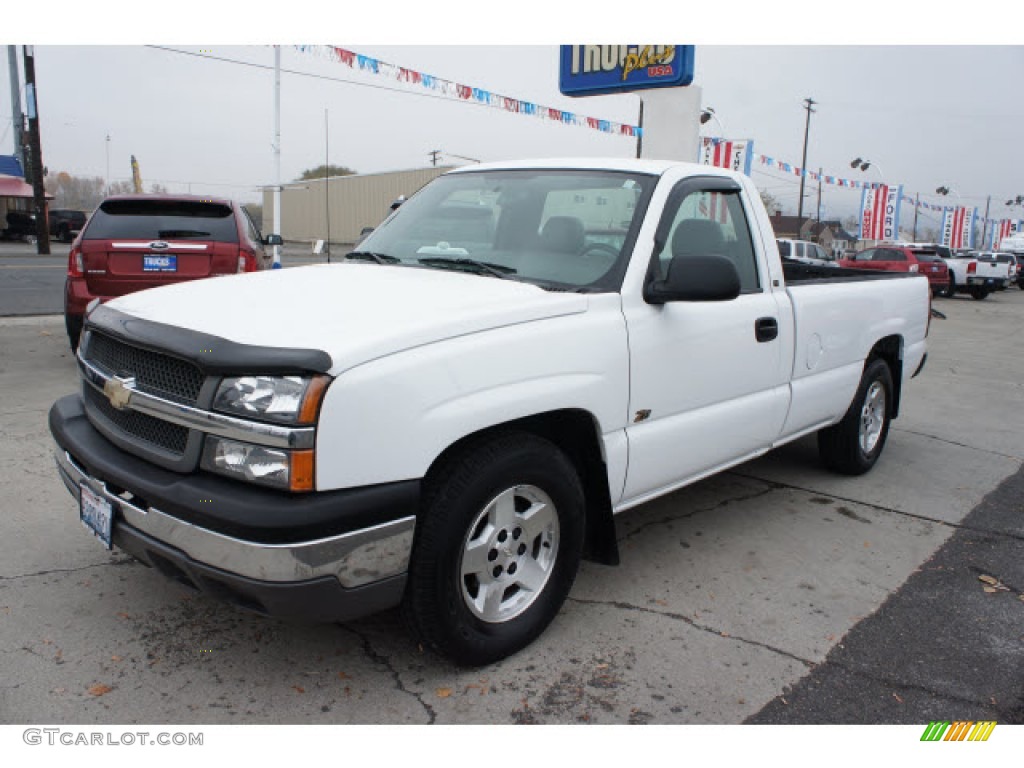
left=559, top=45, right=694, bottom=97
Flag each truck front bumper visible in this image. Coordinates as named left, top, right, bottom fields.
left=50, top=394, right=418, bottom=622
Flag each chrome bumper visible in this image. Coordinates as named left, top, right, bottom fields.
left=55, top=447, right=415, bottom=589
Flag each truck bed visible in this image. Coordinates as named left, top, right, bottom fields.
left=781, top=259, right=919, bottom=284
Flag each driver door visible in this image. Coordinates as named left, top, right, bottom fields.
left=620, top=179, right=790, bottom=506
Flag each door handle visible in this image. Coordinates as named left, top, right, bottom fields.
left=755, top=317, right=778, bottom=342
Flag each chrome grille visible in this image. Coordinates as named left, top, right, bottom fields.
left=86, top=332, right=203, bottom=406
left=84, top=386, right=190, bottom=455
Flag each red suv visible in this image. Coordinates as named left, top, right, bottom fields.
left=65, top=196, right=281, bottom=350
left=839, top=244, right=949, bottom=296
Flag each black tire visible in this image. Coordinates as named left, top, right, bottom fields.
left=969, top=287, right=989, bottom=300
left=57, top=224, right=70, bottom=243
left=818, top=357, right=893, bottom=476
left=65, top=314, right=83, bottom=352
left=402, top=430, right=585, bottom=666
left=942, top=274, right=956, bottom=298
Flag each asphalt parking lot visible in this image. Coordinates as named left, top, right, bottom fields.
left=0, top=273, right=1021, bottom=725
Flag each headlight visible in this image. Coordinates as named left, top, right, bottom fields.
left=213, top=375, right=329, bottom=424
left=201, top=436, right=315, bottom=492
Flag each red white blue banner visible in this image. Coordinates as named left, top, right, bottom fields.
left=989, top=219, right=1023, bottom=249
left=941, top=207, right=977, bottom=249
left=859, top=184, right=903, bottom=241
left=700, top=138, right=754, bottom=175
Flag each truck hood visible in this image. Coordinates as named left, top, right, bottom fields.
left=106, top=263, right=590, bottom=374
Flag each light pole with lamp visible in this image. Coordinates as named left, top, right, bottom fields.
left=699, top=107, right=725, bottom=135
left=850, top=157, right=885, bottom=181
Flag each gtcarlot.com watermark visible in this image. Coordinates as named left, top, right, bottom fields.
left=23, top=729, right=203, bottom=747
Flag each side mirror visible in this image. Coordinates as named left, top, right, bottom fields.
left=644, top=253, right=741, bottom=304
left=263, top=234, right=283, bottom=246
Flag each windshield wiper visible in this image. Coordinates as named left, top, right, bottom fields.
left=344, top=250, right=401, bottom=264
left=157, top=229, right=211, bottom=238
left=417, top=256, right=517, bottom=279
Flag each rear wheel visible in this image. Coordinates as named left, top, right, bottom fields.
left=969, top=287, right=989, bottom=300
left=402, top=431, right=585, bottom=666
left=57, top=224, right=70, bottom=243
left=942, top=274, right=956, bottom=298
left=818, top=357, right=893, bottom=475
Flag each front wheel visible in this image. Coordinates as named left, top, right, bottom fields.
left=402, top=431, right=585, bottom=666
left=818, top=357, right=893, bottom=475
left=65, top=314, right=83, bottom=352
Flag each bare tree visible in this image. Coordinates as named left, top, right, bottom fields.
left=296, top=164, right=356, bottom=181
left=758, top=189, right=781, bottom=216
left=44, top=172, right=105, bottom=211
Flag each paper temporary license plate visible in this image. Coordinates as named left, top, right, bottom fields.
left=80, top=484, right=113, bottom=549
left=143, top=254, right=177, bottom=272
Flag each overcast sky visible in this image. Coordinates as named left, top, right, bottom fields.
left=3, top=10, right=1022, bottom=230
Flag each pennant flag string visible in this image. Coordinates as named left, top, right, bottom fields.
left=297, top=47, right=985, bottom=215
left=295, top=45, right=643, bottom=138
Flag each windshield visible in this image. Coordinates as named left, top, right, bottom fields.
left=355, top=169, right=657, bottom=290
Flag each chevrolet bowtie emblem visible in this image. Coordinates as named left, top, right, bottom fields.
left=103, top=375, right=136, bottom=410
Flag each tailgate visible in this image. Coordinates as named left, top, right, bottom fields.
left=80, top=240, right=239, bottom=295
left=975, top=257, right=1011, bottom=279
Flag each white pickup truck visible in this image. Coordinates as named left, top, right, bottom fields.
left=940, top=249, right=1012, bottom=299
left=50, top=159, right=929, bottom=665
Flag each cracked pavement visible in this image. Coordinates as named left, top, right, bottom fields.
left=1, top=290, right=1022, bottom=724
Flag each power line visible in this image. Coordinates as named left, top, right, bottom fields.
left=144, top=45, right=596, bottom=121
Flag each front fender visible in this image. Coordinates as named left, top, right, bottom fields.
left=315, top=296, right=629, bottom=491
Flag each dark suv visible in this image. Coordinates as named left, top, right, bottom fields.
left=64, top=196, right=281, bottom=350
left=50, top=209, right=88, bottom=243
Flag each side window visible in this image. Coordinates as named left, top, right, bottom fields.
left=887, top=249, right=907, bottom=262
left=795, top=242, right=806, bottom=259
left=656, top=187, right=760, bottom=293
left=242, top=208, right=261, bottom=245
left=816, top=245, right=831, bottom=262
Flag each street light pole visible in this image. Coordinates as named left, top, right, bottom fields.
left=797, top=97, right=816, bottom=221
left=7, top=46, right=25, bottom=171
left=324, top=108, right=330, bottom=263
left=272, top=45, right=282, bottom=268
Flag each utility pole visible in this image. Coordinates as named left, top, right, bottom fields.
left=105, top=134, right=110, bottom=195
left=428, top=149, right=440, bottom=167
left=912, top=192, right=920, bottom=241
left=324, top=109, right=330, bottom=263
left=635, top=98, right=644, bottom=160
left=22, top=46, right=49, bottom=255
left=7, top=46, right=25, bottom=171
left=272, top=45, right=282, bottom=267
left=816, top=166, right=822, bottom=226
left=980, top=195, right=991, bottom=249
left=796, top=97, right=816, bottom=222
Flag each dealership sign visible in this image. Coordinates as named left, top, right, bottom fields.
left=559, top=45, right=695, bottom=96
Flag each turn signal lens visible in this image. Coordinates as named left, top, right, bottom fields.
left=290, top=450, right=315, bottom=492
left=298, top=375, right=330, bottom=425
